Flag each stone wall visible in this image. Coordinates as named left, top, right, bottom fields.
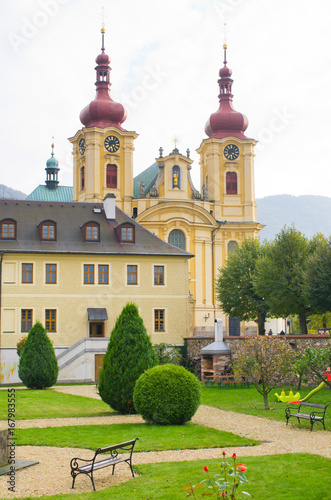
left=185, top=335, right=331, bottom=385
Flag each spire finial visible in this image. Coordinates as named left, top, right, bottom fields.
left=223, top=23, right=227, bottom=64
left=101, top=7, right=105, bottom=50
left=51, top=137, right=55, bottom=157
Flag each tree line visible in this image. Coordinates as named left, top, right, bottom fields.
left=216, top=226, right=331, bottom=335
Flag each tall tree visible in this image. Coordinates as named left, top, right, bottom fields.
left=254, top=226, right=312, bottom=334
left=216, top=238, right=268, bottom=335
left=305, top=236, right=331, bottom=315
left=232, top=336, right=295, bottom=410
left=98, top=303, right=157, bottom=414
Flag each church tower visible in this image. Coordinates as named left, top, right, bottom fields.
left=197, top=43, right=257, bottom=224
left=69, top=26, right=137, bottom=212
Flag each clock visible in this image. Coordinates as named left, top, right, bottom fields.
left=79, top=138, right=86, bottom=155
left=224, top=144, right=239, bottom=161
left=104, top=135, right=120, bottom=153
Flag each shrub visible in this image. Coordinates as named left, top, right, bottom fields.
left=98, top=302, right=157, bottom=414
left=133, top=364, right=201, bottom=425
left=18, top=322, right=58, bottom=389
left=16, top=336, right=27, bottom=357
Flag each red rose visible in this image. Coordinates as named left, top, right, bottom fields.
left=204, top=466, right=209, bottom=472
left=238, top=463, right=247, bottom=472
left=232, top=453, right=237, bottom=459
left=222, top=451, right=226, bottom=456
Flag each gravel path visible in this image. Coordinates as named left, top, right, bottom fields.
left=0, top=385, right=330, bottom=498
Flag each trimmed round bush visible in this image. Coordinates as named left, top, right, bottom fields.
left=18, top=321, right=58, bottom=389
left=133, top=364, right=201, bottom=425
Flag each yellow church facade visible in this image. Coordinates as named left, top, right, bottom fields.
left=69, top=35, right=263, bottom=336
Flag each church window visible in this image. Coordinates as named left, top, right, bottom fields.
left=81, top=166, right=85, bottom=190
left=228, top=241, right=239, bottom=255
left=168, top=229, right=185, bottom=251
left=1, top=219, right=16, bottom=239
left=226, top=172, right=237, bottom=194
left=106, top=164, right=117, bottom=188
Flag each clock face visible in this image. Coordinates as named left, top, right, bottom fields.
left=224, top=144, right=239, bottom=161
left=79, top=138, right=86, bottom=155
left=104, top=135, right=120, bottom=153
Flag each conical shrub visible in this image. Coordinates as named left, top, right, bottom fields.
left=18, top=321, right=58, bottom=389
left=98, top=303, right=157, bottom=414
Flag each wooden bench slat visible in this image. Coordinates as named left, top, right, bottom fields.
left=285, top=403, right=328, bottom=431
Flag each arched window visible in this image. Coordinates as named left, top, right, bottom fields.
left=226, top=172, right=237, bottom=194
left=168, top=229, right=185, bottom=250
left=81, top=166, right=85, bottom=190
left=228, top=241, right=239, bottom=255
left=107, top=164, right=117, bottom=188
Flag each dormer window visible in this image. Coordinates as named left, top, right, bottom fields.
left=81, top=222, right=100, bottom=242
left=40, top=221, right=56, bottom=241
left=116, top=223, right=135, bottom=243
left=1, top=219, right=16, bottom=239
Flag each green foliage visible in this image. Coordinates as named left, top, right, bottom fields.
left=153, top=342, right=181, bottom=365
left=216, top=238, right=268, bottom=335
left=305, top=236, right=331, bottom=313
left=98, top=303, right=157, bottom=414
left=294, top=347, right=331, bottom=388
left=18, top=322, right=58, bottom=389
left=16, top=336, right=27, bottom=357
left=232, top=337, right=295, bottom=410
left=133, top=364, right=201, bottom=425
left=254, top=226, right=312, bottom=334
left=292, top=312, right=331, bottom=334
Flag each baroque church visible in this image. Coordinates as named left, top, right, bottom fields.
left=28, top=26, right=263, bottom=338
left=67, top=26, right=263, bottom=336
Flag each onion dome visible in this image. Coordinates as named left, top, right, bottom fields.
left=205, top=44, right=248, bottom=139
left=80, top=27, right=126, bottom=129
left=45, top=140, right=59, bottom=190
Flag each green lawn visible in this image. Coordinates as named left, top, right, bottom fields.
left=15, top=423, right=257, bottom=451
left=9, top=454, right=331, bottom=500
left=0, top=388, right=112, bottom=420
left=201, top=384, right=331, bottom=430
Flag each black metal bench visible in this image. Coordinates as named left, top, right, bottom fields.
left=70, top=438, right=139, bottom=491
left=285, top=402, right=328, bottom=431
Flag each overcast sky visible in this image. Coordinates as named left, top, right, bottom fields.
left=1, top=0, right=331, bottom=199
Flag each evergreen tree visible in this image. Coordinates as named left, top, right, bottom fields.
left=98, top=303, right=157, bottom=414
left=18, top=321, right=58, bottom=389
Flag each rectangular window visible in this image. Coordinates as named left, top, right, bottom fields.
left=98, top=265, right=109, bottom=284
left=86, top=226, right=99, bottom=240
left=45, top=309, right=57, bottom=332
left=2, top=223, right=15, bottom=238
left=127, top=265, right=137, bottom=284
left=154, top=309, right=165, bottom=332
left=154, top=266, right=164, bottom=285
left=84, top=264, right=94, bottom=284
left=42, top=224, right=55, bottom=240
left=21, top=309, right=33, bottom=332
left=121, top=227, right=133, bottom=242
left=22, top=263, right=33, bottom=283
left=46, top=264, right=57, bottom=284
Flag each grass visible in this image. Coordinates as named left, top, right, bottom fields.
left=201, top=384, right=331, bottom=430
left=9, top=454, right=331, bottom=499
left=0, top=388, right=112, bottom=420
left=15, top=423, right=257, bottom=451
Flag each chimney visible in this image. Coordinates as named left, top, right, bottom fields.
left=103, top=193, right=116, bottom=220
left=215, top=318, right=223, bottom=342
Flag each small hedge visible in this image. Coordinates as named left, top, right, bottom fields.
left=133, top=364, right=201, bottom=425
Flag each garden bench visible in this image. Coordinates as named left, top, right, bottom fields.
left=70, top=438, right=139, bottom=491
left=285, top=402, right=328, bottom=431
